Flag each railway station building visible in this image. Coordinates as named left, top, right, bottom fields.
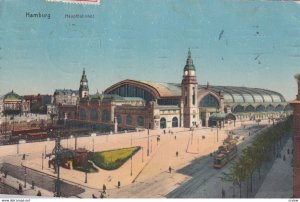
left=58, top=50, right=292, bottom=130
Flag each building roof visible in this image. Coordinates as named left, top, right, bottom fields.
left=88, top=92, right=145, bottom=103
left=105, top=79, right=287, bottom=105
left=104, top=79, right=182, bottom=98
left=206, top=85, right=286, bottom=104
left=54, top=89, right=79, bottom=96
left=3, top=90, right=22, bottom=101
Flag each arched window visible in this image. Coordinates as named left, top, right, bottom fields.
left=233, top=105, right=244, bottom=113
left=160, top=117, right=166, bottom=129
left=284, top=105, right=292, bottom=111
left=172, top=117, right=178, bottom=128
left=90, top=109, right=98, bottom=121
left=275, top=105, right=284, bottom=111
left=245, top=105, right=255, bottom=112
left=117, top=115, right=122, bottom=124
left=108, top=84, right=155, bottom=103
left=200, top=95, right=219, bottom=108
left=266, top=105, right=275, bottom=112
left=79, top=108, right=86, bottom=120
left=137, top=116, right=144, bottom=127
left=102, top=110, right=110, bottom=122
left=256, top=105, right=265, bottom=112
left=126, top=115, right=132, bottom=125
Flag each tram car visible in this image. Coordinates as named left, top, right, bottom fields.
left=213, top=140, right=237, bottom=168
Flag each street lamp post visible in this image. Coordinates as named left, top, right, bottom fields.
left=92, top=138, right=94, bottom=152
left=54, top=136, right=61, bottom=197
left=85, top=170, right=87, bottom=183
left=217, top=125, right=219, bottom=142
left=44, top=145, right=47, bottom=159
left=42, top=153, right=44, bottom=170
left=147, top=120, right=150, bottom=156
left=17, top=142, right=19, bottom=154
left=130, top=133, right=133, bottom=176
left=142, top=147, right=144, bottom=163
left=24, top=167, right=27, bottom=188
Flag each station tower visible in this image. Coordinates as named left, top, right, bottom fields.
left=79, top=68, right=89, bottom=99
left=181, top=49, right=199, bottom=128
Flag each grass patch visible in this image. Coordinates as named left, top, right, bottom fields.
left=73, top=161, right=98, bottom=173
left=88, top=146, right=141, bottom=170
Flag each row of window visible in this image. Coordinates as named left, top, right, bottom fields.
left=233, top=105, right=287, bottom=113
left=78, top=108, right=145, bottom=127
left=117, top=115, right=144, bottom=127
left=223, top=93, right=283, bottom=103
left=79, top=109, right=110, bottom=122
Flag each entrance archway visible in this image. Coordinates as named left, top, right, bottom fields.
left=172, top=117, right=178, bottom=128
left=160, top=117, right=166, bottom=129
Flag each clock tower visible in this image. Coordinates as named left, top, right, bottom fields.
left=79, top=68, right=89, bottom=99
left=181, top=49, right=199, bottom=128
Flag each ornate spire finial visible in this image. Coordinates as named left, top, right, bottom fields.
left=184, top=48, right=195, bottom=71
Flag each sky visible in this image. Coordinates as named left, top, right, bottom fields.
left=0, top=0, right=300, bottom=101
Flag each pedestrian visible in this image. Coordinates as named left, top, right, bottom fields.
left=4, top=170, right=7, bottom=178
left=31, top=180, right=35, bottom=189
left=164, top=130, right=166, bottom=134
left=222, top=189, right=225, bottom=198
left=48, top=160, right=51, bottom=168
left=176, top=151, right=178, bottom=157
left=174, top=136, right=176, bottom=140
left=169, top=166, right=172, bottom=173
left=37, top=190, right=42, bottom=196
left=18, top=183, right=23, bottom=194
left=103, top=184, right=106, bottom=193
left=100, top=192, right=104, bottom=198
left=92, top=194, right=97, bottom=198
left=117, top=181, right=121, bottom=188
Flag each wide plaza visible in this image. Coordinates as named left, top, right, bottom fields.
left=0, top=120, right=268, bottom=197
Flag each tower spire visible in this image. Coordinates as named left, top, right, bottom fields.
left=184, top=49, right=195, bottom=71
left=79, top=69, right=89, bottom=99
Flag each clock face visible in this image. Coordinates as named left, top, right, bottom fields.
left=184, top=71, right=188, bottom=76
left=190, top=70, right=195, bottom=76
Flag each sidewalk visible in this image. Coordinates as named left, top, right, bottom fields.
left=255, top=137, right=293, bottom=198
left=0, top=174, right=53, bottom=197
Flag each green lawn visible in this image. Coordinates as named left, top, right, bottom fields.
left=88, top=146, right=141, bottom=170
left=73, top=161, right=98, bottom=173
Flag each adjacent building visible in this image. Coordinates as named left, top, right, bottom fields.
left=290, top=74, right=300, bottom=197
left=23, top=94, right=52, bottom=114
left=2, top=91, right=30, bottom=115
left=58, top=50, right=291, bottom=131
left=53, top=89, right=79, bottom=106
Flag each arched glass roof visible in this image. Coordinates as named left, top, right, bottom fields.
left=204, top=86, right=286, bottom=104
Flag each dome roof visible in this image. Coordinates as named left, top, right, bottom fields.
left=4, top=90, right=22, bottom=101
